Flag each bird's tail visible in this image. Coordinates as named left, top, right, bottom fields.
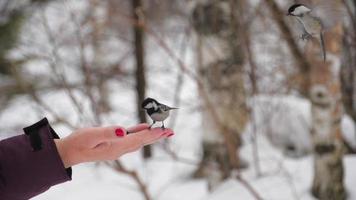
left=319, top=32, right=326, bottom=62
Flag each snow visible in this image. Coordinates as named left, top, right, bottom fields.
left=207, top=154, right=356, bottom=200
left=1, top=0, right=356, bottom=200
left=342, top=115, right=356, bottom=149
left=31, top=130, right=356, bottom=200
left=245, top=95, right=356, bottom=156
left=2, top=89, right=354, bottom=200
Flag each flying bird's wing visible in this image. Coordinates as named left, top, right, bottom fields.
left=319, top=32, right=326, bottom=61
left=309, top=0, right=345, bottom=29
left=310, top=0, right=344, bottom=62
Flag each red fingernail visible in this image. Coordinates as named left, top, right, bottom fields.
left=115, top=128, right=125, bottom=137
left=167, top=133, right=174, bottom=137
left=161, top=131, right=172, bottom=136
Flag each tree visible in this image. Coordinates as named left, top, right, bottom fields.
left=265, top=0, right=346, bottom=199
left=305, top=1, right=346, bottom=198
left=341, top=0, right=356, bottom=122
left=191, top=0, right=249, bottom=190
left=0, top=0, right=55, bottom=111
left=131, top=0, right=150, bottom=158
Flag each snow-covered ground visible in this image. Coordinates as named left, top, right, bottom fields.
left=31, top=130, right=356, bottom=200
left=245, top=95, right=356, bottom=156
left=1, top=90, right=356, bottom=200
left=1, top=1, right=356, bottom=200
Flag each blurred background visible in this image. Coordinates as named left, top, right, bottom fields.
left=0, top=0, right=355, bottom=199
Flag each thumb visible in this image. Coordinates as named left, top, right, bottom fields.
left=127, top=123, right=150, bottom=134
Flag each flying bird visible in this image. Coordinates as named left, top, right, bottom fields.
left=287, top=1, right=343, bottom=62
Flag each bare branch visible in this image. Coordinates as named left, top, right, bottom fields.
left=108, top=161, right=152, bottom=200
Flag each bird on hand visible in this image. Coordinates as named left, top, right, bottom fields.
left=141, top=98, right=178, bottom=129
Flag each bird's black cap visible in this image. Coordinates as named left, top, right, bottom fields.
left=287, top=4, right=304, bottom=15
left=141, top=97, right=159, bottom=109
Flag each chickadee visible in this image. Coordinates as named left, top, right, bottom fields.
left=141, top=98, right=178, bottom=129
left=287, top=3, right=326, bottom=61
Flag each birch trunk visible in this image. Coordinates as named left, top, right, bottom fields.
left=341, top=0, right=356, bottom=122
left=265, top=0, right=347, bottom=198
left=306, top=2, right=346, bottom=197
left=191, top=0, right=248, bottom=190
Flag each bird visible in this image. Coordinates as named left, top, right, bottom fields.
left=287, top=3, right=326, bottom=61
left=141, top=97, right=178, bottom=129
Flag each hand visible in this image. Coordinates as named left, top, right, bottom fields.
left=54, top=124, right=174, bottom=168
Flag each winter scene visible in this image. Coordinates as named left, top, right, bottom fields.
left=0, top=0, right=356, bottom=200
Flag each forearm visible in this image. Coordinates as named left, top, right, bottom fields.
left=0, top=118, right=72, bottom=200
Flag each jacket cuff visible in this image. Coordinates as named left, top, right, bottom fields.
left=0, top=118, right=72, bottom=200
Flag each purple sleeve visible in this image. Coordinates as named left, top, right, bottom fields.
left=0, top=118, right=72, bottom=200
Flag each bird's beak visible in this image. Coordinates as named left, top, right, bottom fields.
left=169, top=107, right=179, bottom=110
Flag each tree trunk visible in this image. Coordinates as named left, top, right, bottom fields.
left=341, top=0, right=356, bottom=122
left=310, top=82, right=346, bottom=200
left=131, top=0, right=150, bottom=158
left=191, top=0, right=248, bottom=190
left=306, top=1, right=346, bottom=198
left=265, top=0, right=347, bottom=198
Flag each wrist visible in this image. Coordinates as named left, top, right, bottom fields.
left=54, top=139, right=72, bottom=168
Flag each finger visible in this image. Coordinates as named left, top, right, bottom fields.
left=128, top=127, right=174, bottom=146
left=126, top=123, right=150, bottom=134
left=95, top=128, right=175, bottom=160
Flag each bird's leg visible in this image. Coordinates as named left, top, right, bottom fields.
left=301, top=32, right=312, bottom=40
left=161, top=121, right=165, bottom=130
left=149, top=121, right=156, bottom=129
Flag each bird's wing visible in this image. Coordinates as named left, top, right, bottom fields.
left=295, top=17, right=310, bottom=35
left=159, top=104, right=178, bottom=111
left=319, top=32, right=326, bottom=61
left=159, top=104, right=170, bottom=111
left=309, top=0, right=345, bottom=29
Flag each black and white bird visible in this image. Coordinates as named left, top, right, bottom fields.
left=141, top=98, right=178, bottom=129
left=287, top=2, right=342, bottom=62
left=287, top=3, right=325, bottom=61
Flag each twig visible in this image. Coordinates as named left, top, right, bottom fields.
left=167, top=27, right=191, bottom=129
left=115, top=11, right=264, bottom=199
left=238, top=0, right=262, bottom=177
left=264, top=0, right=311, bottom=97
left=9, top=65, right=76, bottom=129
left=108, top=161, right=152, bottom=200
left=40, top=10, right=88, bottom=125
left=235, top=174, right=263, bottom=200
left=64, top=0, right=102, bottom=125
left=342, top=0, right=356, bottom=31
